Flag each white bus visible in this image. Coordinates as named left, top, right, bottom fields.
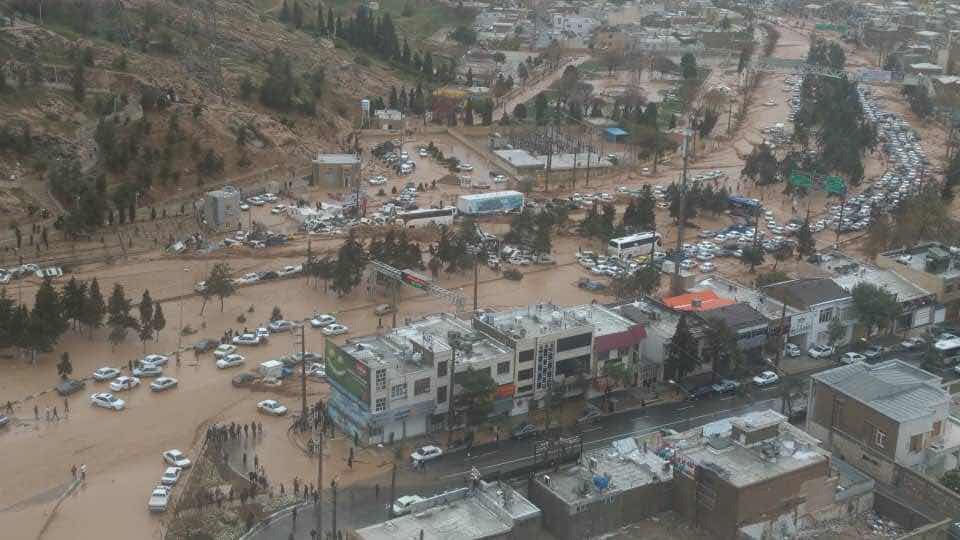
left=396, top=207, right=457, bottom=229
left=608, top=232, right=662, bottom=259
left=934, top=337, right=960, bottom=367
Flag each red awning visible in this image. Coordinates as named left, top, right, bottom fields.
left=594, top=325, right=647, bottom=353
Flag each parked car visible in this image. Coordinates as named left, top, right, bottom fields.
left=711, top=379, right=740, bottom=394
left=56, top=378, right=86, bottom=396
left=141, top=354, right=169, bottom=367
left=133, top=364, right=163, bottom=378
left=374, top=304, right=395, bottom=316
left=322, top=323, right=349, bottom=336
left=807, top=344, right=835, bottom=359
left=163, top=449, right=191, bottom=468
left=150, top=377, right=179, bottom=392
left=232, top=373, right=258, bottom=387
left=216, top=354, right=246, bottom=369
left=410, top=445, right=443, bottom=464
left=752, top=371, right=780, bottom=386
left=160, top=467, right=182, bottom=486
left=307, top=363, right=326, bottom=379
left=193, top=339, right=220, bottom=353
left=840, top=352, right=867, bottom=364
left=576, top=405, right=603, bottom=425
left=392, top=495, right=425, bottom=516
left=257, top=399, right=288, bottom=416
left=268, top=320, right=295, bottom=333
left=90, top=392, right=125, bottom=411
left=148, top=485, right=171, bottom=512
left=900, top=336, right=926, bottom=351
left=214, top=344, right=237, bottom=358
left=232, top=333, right=262, bottom=346
left=784, top=343, right=801, bottom=357
left=511, top=421, right=539, bottom=440
left=110, top=376, right=140, bottom=392
left=93, top=367, right=121, bottom=381
left=687, top=385, right=715, bottom=401
left=862, top=345, right=886, bottom=360
left=310, top=314, right=336, bottom=328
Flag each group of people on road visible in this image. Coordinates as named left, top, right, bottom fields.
left=30, top=397, right=71, bottom=423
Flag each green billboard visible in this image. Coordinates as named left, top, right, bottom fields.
left=325, top=340, right=370, bottom=403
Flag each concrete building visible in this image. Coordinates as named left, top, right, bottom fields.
left=528, top=437, right=672, bottom=540
left=610, top=298, right=709, bottom=380
left=566, top=303, right=648, bottom=392
left=203, top=187, right=241, bottom=230
left=806, top=360, right=960, bottom=481
left=351, top=480, right=541, bottom=540
left=373, top=108, right=405, bottom=130
left=325, top=314, right=511, bottom=444
left=699, top=302, right=769, bottom=358
left=761, top=278, right=854, bottom=349
left=311, top=153, right=361, bottom=189
left=877, top=242, right=959, bottom=319
left=822, top=252, right=937, bottom=332
left=670, top=410, right=873, bottom=540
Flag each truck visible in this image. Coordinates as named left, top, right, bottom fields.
left=456, top=191, right=524, bottom=216
left=258, top=360, right=284, bottom=379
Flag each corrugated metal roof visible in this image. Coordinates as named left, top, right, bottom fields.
left=811, top=360, right=948, bottom=422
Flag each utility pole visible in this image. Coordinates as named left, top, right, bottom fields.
left=331, top=479, right=338, bottom=540
left=299, top=323, right=307, bottom=424
left=388, top=462, right=397, bottom=519
left=544, top=123, right=554, bottom=191
left=315, top=426, right=324, bottom=536
left=670, top=127, right=692, bottom=295
left=473, top=257, right=479, bottom=313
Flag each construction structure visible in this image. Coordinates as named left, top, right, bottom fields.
left=202, top=186, right=241, bottom=230
left=311, top=153, right=361, bottom=189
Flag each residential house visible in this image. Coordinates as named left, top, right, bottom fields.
left=877, top=242, right=959, bottom=319
left=762, top=278, right=854, bottom=349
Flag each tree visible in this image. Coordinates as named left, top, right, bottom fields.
left=741, top=143, right=780, bottom=185
left=62, top=277, right=86, bottom=331
left=795, top=220, right=816, bottom=259
left=622, top=186, right=656, bottom=231
left=740, top=246, right=765, bottom=273
left=602, top=361, right=632, bottom=391
left=701, top=318, right=742, bottom=378
left=680, top=52, right=698, bottom=79
left=27, top=279, right=67, bottom=363
left=612, top=265, right=661, bottom=300
left=332, top=232, right=367, bottom=296
left=851, top=282, right=899, bottom=337
left=152, top=303, right=165, bottom=341
left=57, top=352, right=73, bottom=379
left=107, top=283, right=137, bottom=350
left=665, top=314, right=699, bottom=380
left=205, top=262, right=236, bottom=313
left=756, top=270, right=789, bottom=287
left=943, top=471, right=960, bottom=494
left=513, top=103, right=527, bottom=120
left=80, top=278, right=106, bottom=338
left=454, top=367, right=496, bottom=428
left=270, top=306, right=283, bottom=321
left=827, top=318, right=846, bottom=348
left=449, top=25, right=477, bottom=46
left=533, top=92, right=548, bottom=124
left=138, top=290, right=154, bottom=351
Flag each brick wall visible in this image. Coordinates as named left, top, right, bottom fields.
left=891, top=464, right=960, bottom=522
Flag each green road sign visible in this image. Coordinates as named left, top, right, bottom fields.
left=825, top=176, right=846, bottom=194
left=790, top=172, right=812, bottom=189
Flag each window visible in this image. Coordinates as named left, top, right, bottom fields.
left=375, top=398, right=386, bottom=413
left=390, top=383, right=407, bottom=400
left=437, top=361, right=448, bottom=378
left=519, top=349, right=534, bottom=363
left=819, top=308, right=834, bottom=324
left=376, top=369, right=387, bottom=391
left=932, top=420, right=943, bottom=437
left=910, top=434, right=923, bottom=453
left=414, top=378, right=430, bottom=396
left=557, top=333, right=592, bottom=352
left=497, top=361, right=511, bottom=375
left=436, top=386, right=447, bottom=404
left=874, top=427, right=887, bottom=449
left=518, top=368, right=534, bottom=381
left=517, top=384, right=533, bottom=394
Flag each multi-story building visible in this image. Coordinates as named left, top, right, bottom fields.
left=671, top=410, right=874, bottom=540
left=877, top=242, right=959, bottom=319
left=762, top=278, right=854, bottom=348
left=203, top=187, right=241, bottom=230
left=806, top=359, right=960, bottom=481
left=325, top=314, right=511, bottom=444
left=311, top=153, right=360, bottom=190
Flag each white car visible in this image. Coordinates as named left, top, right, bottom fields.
left=368, top=175, right=387, bottom=185
left=163, top=449, right=191, bottom=468
left=141, top=354, right=169, bottom=367
left=214, top=344, right=237, bottom=358
left=900, top=337, right=925, bottom=350
left=310, top=314, right=336, bottom=328
left=110, top=376, right=141, bottom=392
left=132, top=364, right=163, bottom=378
left=784, top=343, right=801, bottom=357
left=232, top=333, right=262, bottom=346
left=257, top=399, right=288, bottom=416
left=240, top=203, right=250, bottom=211
left=458, top=163, right=474, bottom=172
left=268, top=320, right=295, bottom=333
left=752, top=371, right=780, bottom=386
left=392, top=495, right=425, bottom=516
left=307, top=363, right=326, bottom=379
left=840, top=352, right=866, bottom=364
left=148, top=485, right=171, bottom=513
left=410, top=445, right=443, bottom=464
left=807, top=344, right=835, bottom=359
left=150, top=377, right=179, bottom=392
left=216, top=354, right=246, bottom=369
left=322, top=323, right=349, bottom=336
left=271, top=205, right=286, bottom=215
left=700, top=262, right=716, bottom=273
left=93, top=367, right=121, bottom=381
left=418, top=148, right=429, bottom=157
left=160, top=467, right=182, bottom=486
left=90, top=392, right=125, bottom=411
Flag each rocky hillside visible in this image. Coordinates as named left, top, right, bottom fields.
left=0, top=0, right=404, bottom=226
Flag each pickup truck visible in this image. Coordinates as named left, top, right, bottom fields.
left=148, top=485, right=171, bottom=512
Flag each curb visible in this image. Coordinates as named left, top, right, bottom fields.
left=238, top=500, right=313, bottom=540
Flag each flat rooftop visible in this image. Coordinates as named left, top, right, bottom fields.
left=341, top=332, right=433, bottom=376
left=354, top=481, right=539, bottom=540
left=693, top=276, right=802, bottom=321
left=402, top=314, right=511, bottom=368
left=565, top=304, right=636, bottom=337
left=477, top=303, right=594, bottom=340
left=538, top=152, right=614, bottom=171
left=313, top=153, right=360, bottom=165
left=823, top=252, right=931, bottom=301
left=881, top=242, right=960, bottom=280
left=671, top=410, right=829, bottom=489
left=494, top=149, right=545, bottom=169
left=535, top=437, right=671, bottom=506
